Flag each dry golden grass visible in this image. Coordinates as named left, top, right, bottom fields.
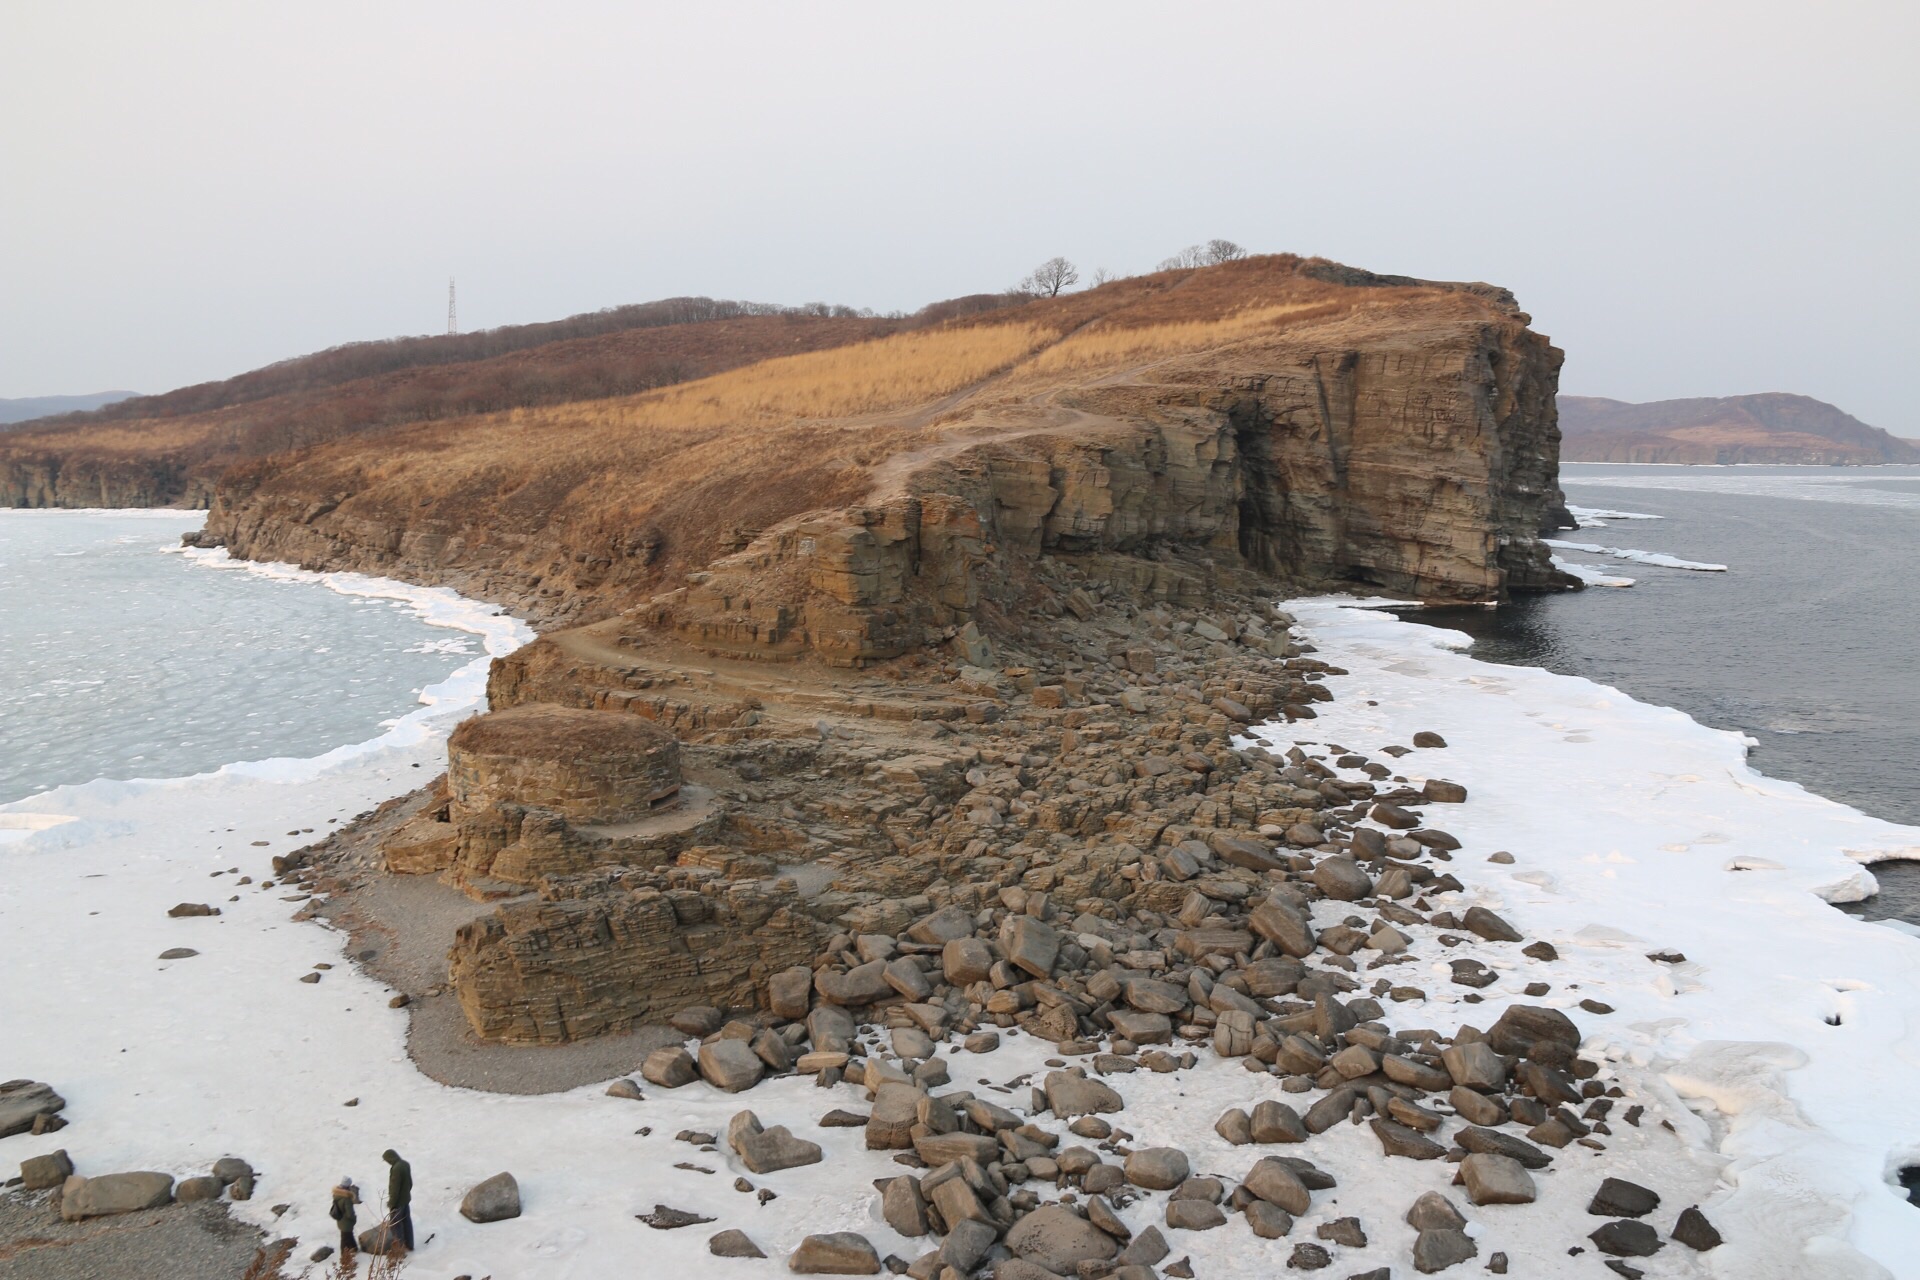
left=1023, top=301, right=1346, bottom=375
left=600, top=321, right=1056, bottom=428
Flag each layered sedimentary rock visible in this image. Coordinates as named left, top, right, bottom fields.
left=447, top=869, right=827, bottom=1043
left=176, top=257, right=1570, bottom=629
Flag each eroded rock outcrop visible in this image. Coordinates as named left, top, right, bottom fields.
left=185, top=257, right=1572, bottom=629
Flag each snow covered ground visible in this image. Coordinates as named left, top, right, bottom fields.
left=7, top=570, right=1920, bottom=1278
left=1272, top=599, right=1920, bottom=1278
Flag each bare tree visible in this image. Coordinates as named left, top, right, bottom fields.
left=1158, top=240, right=1248, bottom=270
left=1089, top=266, right=1114, bottom=287
left=1023, top=257, right=1080, bottom=297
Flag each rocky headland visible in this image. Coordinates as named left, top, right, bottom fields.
left=11, top=256, right=1719, bottom=1278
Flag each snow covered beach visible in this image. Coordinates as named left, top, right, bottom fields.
left=4, top=558, right=1920, bottom=1275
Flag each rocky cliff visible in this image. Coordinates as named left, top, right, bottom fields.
left=191, top=257, right=1571, bottom=631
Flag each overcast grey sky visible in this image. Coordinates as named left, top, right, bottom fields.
left=3, top=2, right=1915, bottom=429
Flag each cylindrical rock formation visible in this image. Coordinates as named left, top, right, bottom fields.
left=447, top=704, right=680, bottom=826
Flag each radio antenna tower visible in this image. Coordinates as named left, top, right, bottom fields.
left=447, top=278, right=458, bottom=336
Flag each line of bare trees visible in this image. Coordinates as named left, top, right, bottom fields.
left=1012, top=239, right=1248, bottom=299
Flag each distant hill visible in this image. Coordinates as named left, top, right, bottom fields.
left=0, top=391, right=139, bottom=426
left=1560, top=393, right=1918, bottom=464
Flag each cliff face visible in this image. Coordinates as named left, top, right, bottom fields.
left=0, top=450, right=212, bottom=509
left=194, top=258, right=1571, bottom=635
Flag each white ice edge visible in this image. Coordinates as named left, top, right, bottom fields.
left=1566, top=503, right=1666, bottom=526
left=1551, top=554, right=1635, bottom=588
left=0, top=546, right=534, bottom=842
left=1273, top=596, right=1920, bottom=1278
left=1545, top=539, right=1728, bottom=572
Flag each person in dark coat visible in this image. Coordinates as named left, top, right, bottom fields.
left=328, top=1176, right=360, bottom=1257
left=382, top=1149, right=414, bottom=1250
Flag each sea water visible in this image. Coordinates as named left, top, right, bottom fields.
left=0, top=510, right=494, bottom=804
left=1403, top=463, right=1920, bottom=828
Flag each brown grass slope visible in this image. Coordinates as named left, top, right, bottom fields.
left=201, top=255, right=1569, bottom=630
left=0, top=308, right=915, bottom=507
left=1560, top=393, right=1918, bottom=464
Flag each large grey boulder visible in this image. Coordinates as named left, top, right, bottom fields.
left=1485, top=1004, right=1580, bottom=1057
left=59, top=1172, right=174, bottom=1220
left=1460, top=1153, right=1535, bottom=1205
left=1440, top=1041, right=1507, bottom=1090
left=728, top=1111, right=823, bottom=1174
left=20, top=1148, right=73, bottom=1191
left=0, top=1081, right=64, bottom=1138
left=788, top=1232, right=881, bottom=1274
left=1043, top=1071, right=1122, bottom=1117
left=1413, top=1227, right=1477, bottom=1273
left=1006, top=1204, right=1118, bottom=1273
left=1311, top=858, right=1373, bottom=901
left=1249, top=897, right=1316, bottom=957
left=642, top=1047, right=698, bottom=1088
left=1242, top=1158, right=1311, bottom=1214
left=698, top=1039, right=765, bottom=1092
left=460, top=1171, right=522, bottom=1222
left=942, top=937, right=993, bottom=984
left=1003, top=916, right=1061, bottom=979
left=1123, top=1147, right=1189, bottom=1190
left=176, top=1175, right=224, bottom=1202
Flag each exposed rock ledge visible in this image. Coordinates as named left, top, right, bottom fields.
left=191, top=259, right=1574, bottom=630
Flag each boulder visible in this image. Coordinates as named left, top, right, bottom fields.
left=1405, top=1191, right=1467, bottom=1232
left=1587, top=1177, right=1660, bottom=1218
left=1164, top=1199, right=1225, bottom=1231
left=1245, top=1199, right=1294, bottom=1238
left=1440, top=1041, right=1507, bottom=1090
left=1589, top=1220, right=1664, bottom=1257
left=1461, top=906, right=1521, bottom=943
left=1248, top=897, right=1316, bottom=958
left=710, top=1229, right=767, bottom=1258
left=1006, top=1205, right=1119, bottom=1273
left=20, top=1149, right=74, bottom=1190
left=1672, top=1206, right=1723, bottom=1251
left=1003, top=916, right=1061, bottom=979
left=940, top=1218, right=999, bottom=1272
left=1249, top=1100, right=1307, bottom=1143
left=643, top=1047, right=699, bottom=1088
left=176, top=1175, right=225, bottom=1203
left=769, top=966, right=814, bottom=1019
left=943, top=937, right=993, bottom=984
left=788, top=1232, right=882, bottom=1274
left=460, top=1171, right=522, bottom=1223
left=698, top=1039, right=766, bottom=1093
left=881, top=1175, right=930, bottom=1236
left=1043, top=1071, right=1122, bottom=1116
left=59, top=1172, right=174, bottom=1220
left=1242, top=1158, right=1311, bottom=1214
left=0, top=1081, right=65, bottom=1138
left=1124, top=1147, right=1189, bottom=1190
left=1412, top=1228, right=1476, bottom=1273
left=1311, top=858, right=1372, bottom=901
left=1485, top=1004, right=1579, bottom=1057
left=1460, top=1153, right=1535, bottom=1205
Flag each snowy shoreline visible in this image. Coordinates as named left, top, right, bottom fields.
left=4, top=563, right=1920, bottom=1274
left=1278, top=598, right=1920, bottom=1278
